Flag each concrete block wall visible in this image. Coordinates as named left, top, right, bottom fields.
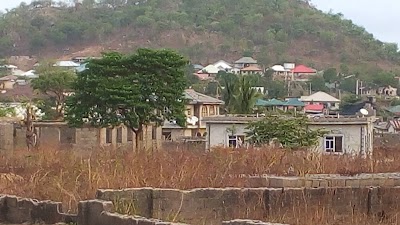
left=0, top=195, right=189, bottom=225
left=0, top=195, right=68, bottom=224
left=246, top=173, right=400, bottom=188
left=96, top=187, right=400, bottom=225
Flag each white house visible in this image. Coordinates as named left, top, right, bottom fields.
left=300, top=91, right=341, bottom=111
left=213, top=60, right=233, bottom=72
left=204, top=115, right=374, bottom=155
left=199, top=64, right=220, bottom=75
left=53, top=61, right=80, bottom=69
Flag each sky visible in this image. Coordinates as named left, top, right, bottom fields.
left=1, top=0, right=399, bottom=44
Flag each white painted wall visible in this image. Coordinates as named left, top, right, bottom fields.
left=206, top=122, right=373, bottom=155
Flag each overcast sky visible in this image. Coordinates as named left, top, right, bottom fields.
left=1, top=0, right=399, bottom=44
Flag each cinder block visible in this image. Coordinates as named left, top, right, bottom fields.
left=345, top=179, right=360, bottom=187
left=383, top=178, right=395, bottom=187
left=319, top=180, right=328, bottom=188
left=328, top=178, right=346, bottom=187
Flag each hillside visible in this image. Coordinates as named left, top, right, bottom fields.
left=1, top=0, right=400, bottom=74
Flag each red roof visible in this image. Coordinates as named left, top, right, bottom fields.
left=194, top=73, right=210, bottom=80
left=291, top=65, right=316, bottom=73
left=304, top=104, right=324, bottom=112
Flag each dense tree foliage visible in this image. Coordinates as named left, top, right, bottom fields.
left=246, top=116, right=327, bottom=149
left=31, top=63, right=76, bottom=119
left=219, top=73, right=261, bottom=114
left=65, top=48, right=188, bottom=150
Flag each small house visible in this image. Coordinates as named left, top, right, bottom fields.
left=240, top=65, right=263, bottom=75
left=162, top=89, right=224, bottom=141
left=300, top=91, right=340, bottom=111
left=204, top=115, right=374, bottom=155
left=234, top=57, right=258, bottom=69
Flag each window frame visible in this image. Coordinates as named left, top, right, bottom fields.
left=324, top=135, right=344, bottom=153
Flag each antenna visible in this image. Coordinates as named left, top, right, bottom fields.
left=360, top=108, right=369, bottom=116
left=186, top=116, right=198, bottom=126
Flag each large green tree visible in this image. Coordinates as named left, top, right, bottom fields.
left=65, top=48, right=188, bottom=150
left=31, top=62, right=76, bottom=119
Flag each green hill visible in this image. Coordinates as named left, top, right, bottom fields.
left=1, top=0, right=400, bottom=75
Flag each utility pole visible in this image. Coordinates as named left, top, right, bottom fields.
left=355, top=79, right=359, bottom=96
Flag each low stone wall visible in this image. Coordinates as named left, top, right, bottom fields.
left=0, top=195, right=71, bottom=224
left=0, top=195, right=187, bottom=225
left=247, top=173, right=400, bottom=188
left=96, top=186, right=400, bottom=225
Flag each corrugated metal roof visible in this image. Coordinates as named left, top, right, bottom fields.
left=184, top=89, right=224, bottom=105
left=389, top=120, right=400, bottom=131
left=235, top=57, right=257, bottom=64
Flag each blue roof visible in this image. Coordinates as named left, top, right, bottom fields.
left=255, top=99, right=269, bottom=106
left=284, top=98, right=305, bottom=107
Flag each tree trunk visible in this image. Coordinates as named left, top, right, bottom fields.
left=132, top=126, right=143, bottom=152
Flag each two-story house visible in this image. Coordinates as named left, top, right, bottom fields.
left=162, top=89, right=224, bottom=141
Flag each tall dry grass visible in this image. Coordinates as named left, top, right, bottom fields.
left=0, top=146, right=400, bottom=224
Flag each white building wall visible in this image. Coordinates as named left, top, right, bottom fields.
left=206, top=122, right=373, bottom=155
left=308, top=124, right=373, bottom=155
left=206, top=123, right=248, bottom=150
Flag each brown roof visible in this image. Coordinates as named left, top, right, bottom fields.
left=240, top=65, right=262, bottom=71
left=0, top=83, right=44, bottom=102
left=184, top=89, right=224, bottom=105
left=0, top=75, right=18, bottom=81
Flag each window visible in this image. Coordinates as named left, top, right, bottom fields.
left=201, top=106, right=208, bottom=117
left=209, top=106, right=215, bottom=116
left=324, top=136, right=343, bottom=153
left=163, top=132, right=172, bottom=141
left=116, top=127, right=123, bottom=143
left=60, top=127, right=76, bottom=144
left=228, top=135, right=245, bottom=148
left=152, top=126, right=157, bottom=140
left=127, top=129, right=133, bottom=142
left=106, top=128, right=113, bottom=144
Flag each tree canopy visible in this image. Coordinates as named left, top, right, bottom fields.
left=246, top=116, right=326, bottom=149
left=31, top=63, right=76, bottom=119
left=65, top=48, right=188, bottom=149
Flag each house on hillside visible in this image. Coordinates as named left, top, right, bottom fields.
left=204, top=115, right=374, bottom=155
left=71, top=56, right=101, bottom=64
left=374, top=119, right=400, bottom=134
left=270, top=65, right=289, bottom=79
left=0, top=75, right=18, bottom=90
left=53, top=61, right=80, bottom=70
left=0, top=81, right=43, bottom=103
left=162, top=89, right=224, bottom=141
left=377, top=86, right=398, bottom=98
left=213, top=60, right=233, bottom=72
left=240, top=65, right=263, bottom=75
left=291, top=64, right=317, bottom=81
left=195, top=64, right=220, bottom=80
left=234, top=57, right=258, bottom=69
left=300, top=91, right=340, bottom=113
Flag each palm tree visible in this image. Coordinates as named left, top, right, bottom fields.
left=220, top=73, right=262, bottom=114
left=234, top=76, right=262, bottom=114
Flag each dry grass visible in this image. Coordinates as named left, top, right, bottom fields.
left=0, top=146, right=400, bottom=224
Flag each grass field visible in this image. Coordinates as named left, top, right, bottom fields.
left=0, top=146, right=399, bottom=224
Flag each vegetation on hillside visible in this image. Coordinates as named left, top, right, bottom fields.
left=1, top=0, right=400, bottom=73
